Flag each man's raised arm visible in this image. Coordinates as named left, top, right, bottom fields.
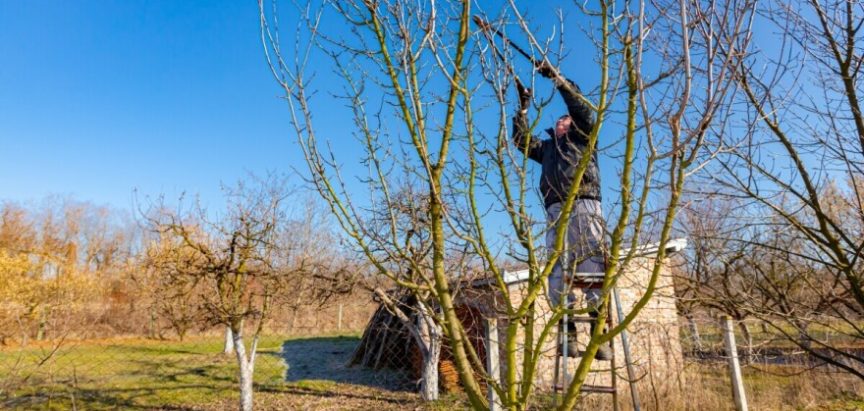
left=512, top=77, right=544, bottom=163
left=537, top=63, right=596, bottom=137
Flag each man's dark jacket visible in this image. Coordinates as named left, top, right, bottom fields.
left=512, top=79, right=601, bottom=208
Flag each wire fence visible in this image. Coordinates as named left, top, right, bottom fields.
left=0, top=294, right=426, bottom=410
left=3, top=294, right=863, bottom=410
left=680, top=315, right=864, bottom=368
left=673, top=315, right=864, bottom=411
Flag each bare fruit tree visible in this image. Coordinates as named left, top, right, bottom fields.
left=695, top=0, right=864, bottom=378
left=675, top=197, right=761, bottom=357
left=145, top=176, right=350, bottom=411
left=259, top=0, right=753, bottom=408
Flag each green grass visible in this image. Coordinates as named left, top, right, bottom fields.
left=2, top=333, right=861, bottom=410
left=1, top=333, right=428, bottom=411
left=0, top=335, right=293, bottom=410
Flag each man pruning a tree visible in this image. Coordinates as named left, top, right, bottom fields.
left=512, top=62, right=612, bottom=361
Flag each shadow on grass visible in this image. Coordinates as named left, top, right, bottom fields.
left=123, top=356, right=236, bottom=385
left=279, top=336, right=414, bottom=393
left=2, top=384, right=216, bottom=411
left=110, top=344, right=207, bottom=356
left=2, top=336, right=417, bottom=409
left=258, top=384, right=415, bottom=406
left=1, top=355, right=237, bottom=410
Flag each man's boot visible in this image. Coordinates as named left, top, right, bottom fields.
left=589, top=311, right=613, bottom=361
left=557, top=320, right=580, bottom=358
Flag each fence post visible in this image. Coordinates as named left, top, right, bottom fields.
left=337, top=303, right=344, bottom=331
left=484, top=317, right=502, bottom=411
left=722, top=315, right=748, bottom=411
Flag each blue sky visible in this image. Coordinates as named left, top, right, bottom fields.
left=0, top=1, right=306, bottom=209
left=0, top=1, right=623, bottom=229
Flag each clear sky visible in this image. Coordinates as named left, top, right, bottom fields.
left=0, top=1, right=308, bottom=209
left=0, top=1, right=616, bottom=223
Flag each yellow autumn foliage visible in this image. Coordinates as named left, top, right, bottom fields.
left=0, top=248, right=101, bottom=329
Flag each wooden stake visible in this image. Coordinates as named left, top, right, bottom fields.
left=722, top=316, right=749, bottom=411
left=484, top=318, right=502, bottom=411
left=337, top=303, right=344, bottom=331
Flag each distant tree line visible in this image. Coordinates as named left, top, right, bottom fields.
left=0, top=176, right=358, bottom=349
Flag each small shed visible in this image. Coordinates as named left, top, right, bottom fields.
left=353, top=238, right=687, bottom=402
left=460, top=238, right=687, bottom=402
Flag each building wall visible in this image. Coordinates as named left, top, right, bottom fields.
left=462, top=254, right=683, bottom=409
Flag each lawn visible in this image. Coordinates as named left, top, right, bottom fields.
left=0, top=334, right=423, bottom=410
left=1, top=334, right=861, bottom=410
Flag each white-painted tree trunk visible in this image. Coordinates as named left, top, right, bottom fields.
left=223, top=327, right=235, bottom=355
left=420, top=344, right=440, bottom=401
left=417, top=307, right=441, bottom=401
left=371, top=288, right=442, bottom=402
left=231, top=328, right=256, bottom=411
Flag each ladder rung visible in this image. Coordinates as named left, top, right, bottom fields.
left=553, top=384, right=617, bottom=394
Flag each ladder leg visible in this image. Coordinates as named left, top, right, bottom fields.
left=562, top=312, right=569, bottom=387
left=608, top=299, right=620, bottom=411
left=613, top=288, right=641, bottom=411
left=553, top=325, right=561, bottom=407
left=562, top=230, right=571, bottom=391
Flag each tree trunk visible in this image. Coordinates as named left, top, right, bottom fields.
left=686, top=315, right=703, bottom=352
left=737, top=321, right=753, bottom=362
left=16, top=315, right=29, bottom=347
left=793, top=320, right=812, bottom=349
left=289, top=308, right=299, bottom=334
left=232, top=328, right=254, bottom=411
left=418, top=310, right=441, bottom=401
left=224, top=327, right=235, bottom=355
left=35, top=309, right=47, bottom=341
left=148, top=306, right=157, bottom=339
left=420, top=344, right=441, bottom=401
